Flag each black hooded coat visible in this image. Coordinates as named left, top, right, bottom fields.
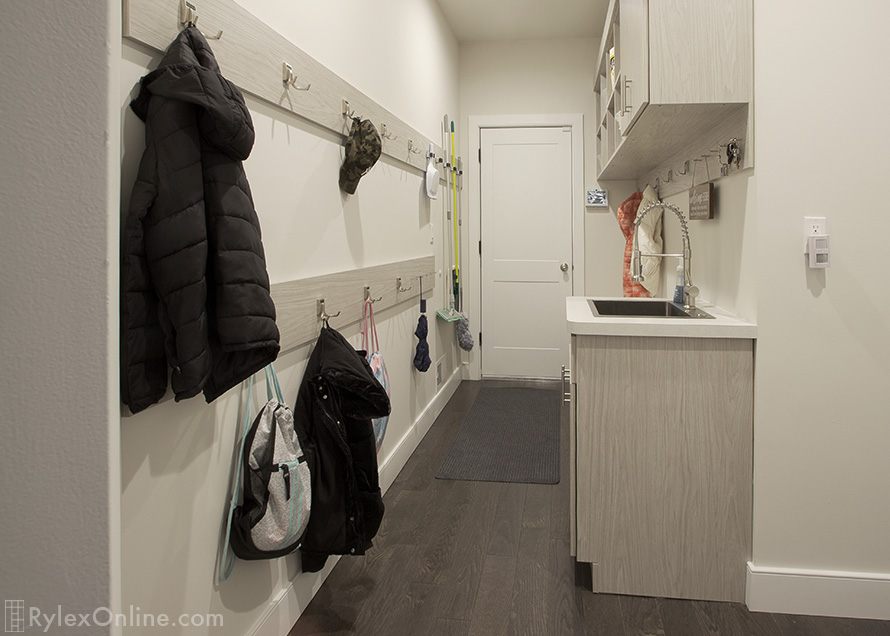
left=295, top=325, right=391, bottom=572
left=121, top=27, right=279, bottom=413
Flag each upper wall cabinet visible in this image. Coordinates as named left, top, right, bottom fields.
left=595, top=0, right=753, bottom=192
left=617, top=0, right=649, bottom=133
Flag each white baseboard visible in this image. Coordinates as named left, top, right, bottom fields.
left=249, top=369, right=463, bottom=636
left=378, top=366, right=462, bottom=495
left=248, top=556, right=338, bottom=636
left=746, top=562, right=890, bottom=620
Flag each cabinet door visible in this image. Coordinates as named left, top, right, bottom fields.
left=574, top=335, right=752, bottom=602
left=618, top=0, right=649, bottom=134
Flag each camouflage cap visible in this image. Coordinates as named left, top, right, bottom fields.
left=339, top=118, right=382, bottom=194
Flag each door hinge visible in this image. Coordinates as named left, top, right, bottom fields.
left=478, top=148, right=481, bottom=163
left=479, top=332, right=482, bottom=345
left=478, top=240, right=482, bottom=256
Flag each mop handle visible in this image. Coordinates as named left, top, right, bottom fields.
left=451, top=120, right=459, bottom=283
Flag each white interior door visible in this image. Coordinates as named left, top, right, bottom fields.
left=480, top=126, right=574, bottom=379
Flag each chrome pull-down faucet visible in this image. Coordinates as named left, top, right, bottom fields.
left=631, top=202, right=699, bottom=311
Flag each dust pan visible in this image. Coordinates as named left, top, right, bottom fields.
left=436, top=307, right=460, bottom=322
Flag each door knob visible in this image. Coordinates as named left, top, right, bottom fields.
left=560, top=262, right=569, bottom=272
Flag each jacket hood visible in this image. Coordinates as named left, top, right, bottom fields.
left=130, top=26, right=254, bottom=161
left=312, top=327, right=391, bottom=420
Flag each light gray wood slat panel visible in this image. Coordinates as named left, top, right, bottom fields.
left=569, top=337, right=577, bottom=556
left=634, top=105, right=752, bottom=199
left=600, top=103, right=748, bottom=180
left=574, top=335, right=753, bottom=602
left=648, top=0, right=753, bottom=105
left=123, top=0, right=445, bottom=174
left=270, top=255, right=434, bottom=353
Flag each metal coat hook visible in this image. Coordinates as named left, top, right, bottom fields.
left=282, top=62, right=311, bottom=91
left=380, top=123, right=398, bottom=140
left=407, top=140, right=423, bottom=155
left=396, top=277, right=412, bottom=293
left=696, top=154, right=713, bottom=184
left=317, top=299, right=340, bottom=320
left=726, top=138, right=742, bottom=169
left=341, top=99, right=360, bottom=119
left=713, top=144, right=730, bottom=176
left=363, top=286, right=383, bottom=303
left=179, top=0, right=223, bottom=39
left=677, top=160, right=690, bottom=176
left=663, top=169, right=673, bottom=183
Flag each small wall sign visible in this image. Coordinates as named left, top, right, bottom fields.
left=689, top=183, right=714, bottom=220
left=586, top=189, right=608, bottom=207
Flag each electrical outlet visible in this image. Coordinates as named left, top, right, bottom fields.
left=804, top=217, right=826, bottom=251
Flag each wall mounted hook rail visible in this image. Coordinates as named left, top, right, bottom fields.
left=179, top=0, right=222, bottom=39
left=282, top=62, right=311, bottom=91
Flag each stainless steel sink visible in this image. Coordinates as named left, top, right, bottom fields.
left=590, top=299, right=714, bottom=319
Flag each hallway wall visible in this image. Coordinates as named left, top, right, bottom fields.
left=119, top=1, right=459, bottom=634
left=0, top=2, right=121, bottom=635
left=612, top=2, right=889, bottom=617
left=742, top=0, right=890, bottom=617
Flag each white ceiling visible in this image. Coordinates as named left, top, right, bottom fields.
left=435, top=0, right=609, bottom=42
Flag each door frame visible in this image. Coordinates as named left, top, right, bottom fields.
left=466, top=114, right=585, bottom=381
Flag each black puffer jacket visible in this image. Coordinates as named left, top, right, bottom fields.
left=295, top=325, right=391, bottom=573
left=122, top=27, right=279, bottom=414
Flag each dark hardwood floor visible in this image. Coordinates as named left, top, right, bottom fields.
left=290, top=380, right=890, bottom=636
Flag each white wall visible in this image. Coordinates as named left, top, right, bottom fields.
left=0, top=1, right=121, bottom=634
left=660, top=170, right=757, bottom=320
left=660, top=0, right=890, bottom=618
left=119, top=1, right=459, bottom=634
left=743, top=0, right=890, bottom=617
left=458, top=38, right=638, bottom=298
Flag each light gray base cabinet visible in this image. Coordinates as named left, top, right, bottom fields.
left=570, top=334, right=753, bottom=602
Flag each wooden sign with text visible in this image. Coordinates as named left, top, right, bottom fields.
left=689, top=183, right=714, bottom=220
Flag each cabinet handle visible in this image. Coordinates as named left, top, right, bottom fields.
left=561, top=365, right=571, bottom=403
left=624, top=78, right=633, bottom=114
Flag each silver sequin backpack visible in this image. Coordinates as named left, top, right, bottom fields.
left=221, top=365, right=311, bottom=579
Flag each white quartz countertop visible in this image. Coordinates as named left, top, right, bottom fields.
left=566, top=296, right=757, bottom=339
